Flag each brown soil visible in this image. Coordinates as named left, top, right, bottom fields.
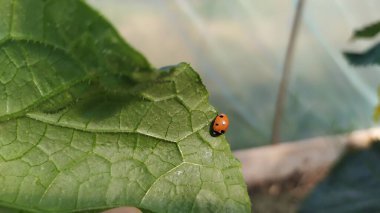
left=249, top=167, right=329, bottom=213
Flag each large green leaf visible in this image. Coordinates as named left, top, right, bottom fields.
left=0, top=0, right=150, bottom=121
left=299, top=143, right=380, bottom=213
left=0, top=0, right=250, bottom=212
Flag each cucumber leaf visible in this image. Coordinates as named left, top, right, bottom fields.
left=0, top=0, right=250, bottom=212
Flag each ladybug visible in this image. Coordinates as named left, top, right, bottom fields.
left=212, top=113, right=229, bottom=134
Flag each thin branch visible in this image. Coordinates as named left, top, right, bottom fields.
left=271, top=0, right=306, bottom=144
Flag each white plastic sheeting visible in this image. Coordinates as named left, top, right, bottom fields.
left=88, top=0, right=380, bottom=150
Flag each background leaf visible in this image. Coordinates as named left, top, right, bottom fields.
left=353, top=21, right=380, bottom=39
left=345, top=21, right=380, bottom=66
left=299, top=143, right=380, bottom=213
left=344, top=43, right=380, bottom=66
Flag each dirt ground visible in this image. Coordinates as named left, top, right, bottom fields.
left=249, top=167, right=329, bottom=213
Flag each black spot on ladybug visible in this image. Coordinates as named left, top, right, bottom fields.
left=215, top=123, right=219, bottom=126
left=219, top=115, right=224, bottom=118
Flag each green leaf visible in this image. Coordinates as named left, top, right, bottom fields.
left=353, top=21, right=380, bottom=39
left=345, top=21, right=380, bottom=66
left=0, top=63, right=250, bottom=213
left=0, top=0, right=151, bottom=121
left=344, top=43, right=380, bottom=66
left=0, top=0, right=250, bottom=212
left=299, top=143, right=380, bottom=213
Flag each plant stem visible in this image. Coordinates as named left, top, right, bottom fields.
left=271, top=0, right=305, bottom=144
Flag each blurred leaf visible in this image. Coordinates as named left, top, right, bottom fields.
left=345, top=21, right=380, bottom=124
left=344, top=43, right=380, bottom=66
left=353, top=21, right=380, bottom=39
left=374, top=87, right=380, bottom=122
left=299, top=143, right=380, bottom=213
left=373, top=105, right=380, bottom=122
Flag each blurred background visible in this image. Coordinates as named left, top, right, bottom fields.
left=88, top=0, right=380, bottom=151
left=87, top=1, right=380, bottom=212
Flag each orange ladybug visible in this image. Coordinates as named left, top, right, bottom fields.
left=212, top=113, right=229, bottom=134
